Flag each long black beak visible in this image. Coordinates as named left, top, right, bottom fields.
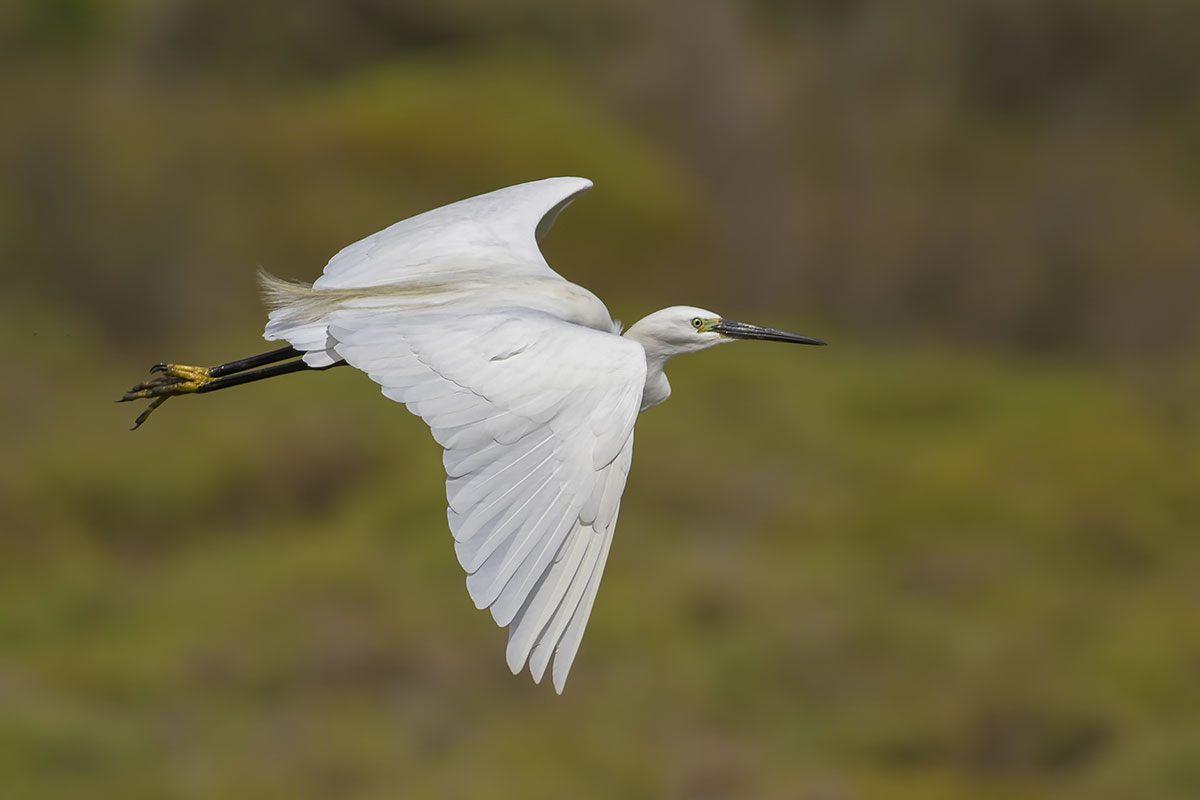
left=712, top=319, right=827, bottom=346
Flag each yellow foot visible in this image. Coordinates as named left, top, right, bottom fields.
left=122, top=362, right=214, bottom=399
left=118, top=362, right=214, bottom=429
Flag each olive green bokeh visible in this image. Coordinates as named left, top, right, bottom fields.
left=2, top=2, right=1198, bottom=798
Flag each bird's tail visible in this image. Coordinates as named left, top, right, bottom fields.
left=258, top=269, right=313, bottom=313
left=258, top=270, right=345, bottom=366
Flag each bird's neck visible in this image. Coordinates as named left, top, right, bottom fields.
left=639, top=361, right=671, bottom=411
left=623, top=315, right=680, bottom=411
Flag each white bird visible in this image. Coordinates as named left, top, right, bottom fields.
left=121, top=177, right=825, bottom=692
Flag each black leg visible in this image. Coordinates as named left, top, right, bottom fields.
left=120, top=346, right=343, bottom=429
left=195, top=358, right=342, bottom=394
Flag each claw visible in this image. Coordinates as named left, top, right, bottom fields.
left=121, top=363, right=214, bottom=427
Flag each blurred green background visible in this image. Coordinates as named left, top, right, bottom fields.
left=2, top=1, right=1198, bottom=798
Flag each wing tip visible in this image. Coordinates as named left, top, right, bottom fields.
left=538, top=175, right=592, bottom=191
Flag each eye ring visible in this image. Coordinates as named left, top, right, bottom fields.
left=691, top=317, right=704, bottom=330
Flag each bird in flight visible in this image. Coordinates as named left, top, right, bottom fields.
left=121, top=178, right=825, bottom=692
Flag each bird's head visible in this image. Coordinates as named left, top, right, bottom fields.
left=625, top=305, right=826, bottom=361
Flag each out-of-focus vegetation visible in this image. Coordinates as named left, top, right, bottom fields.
left=2, top=1, right=1197, bottom=798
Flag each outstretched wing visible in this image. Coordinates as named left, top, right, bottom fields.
left=263, top=177, right=609, bottom=368
left=313, top=177, right=593, bottom=290
left=327, top=306, right=645, bottom=692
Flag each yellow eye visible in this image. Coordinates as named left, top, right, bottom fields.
left=691, top=317, right=704, bottom=330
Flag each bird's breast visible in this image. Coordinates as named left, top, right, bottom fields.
left=639, top=369, right=671, bottom=411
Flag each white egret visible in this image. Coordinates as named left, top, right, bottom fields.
left=121, top=177, right=825, bottom=692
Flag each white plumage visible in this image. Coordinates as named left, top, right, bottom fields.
left=327, top=308, right=641, bottom=691
left=241, top=178, right=824, bottom=691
